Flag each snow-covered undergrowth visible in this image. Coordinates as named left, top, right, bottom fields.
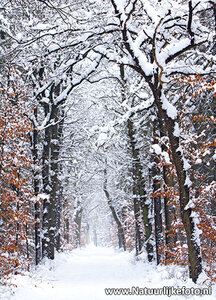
left=0, top=246, right=215, bottom=300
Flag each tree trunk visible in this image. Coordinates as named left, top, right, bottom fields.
left=159, top=116, right=176, bottom=250
left=154, top=89, right=202, bottom=283
left=54, top=110, right=64, bottom=251
left=103, top=165, right=126, bottom=251
left=127, top=117, right=143, bottom=255
left=55, top=184, right=63, bottom=251
left=151, top=151, right=163, bottom=264
left=50, top=106, right=60, bottom=254
left=64, top=218, right=70, bottom=244
left=31, top=110, right=41, bottom=265
left=42, top=84, right=63, bottom=259
left=74, top=205, right=83, bottom=247
left=127, top=117, right=153, bottom=258
left=42, top=117, right=54, bottom=259
left=163, top=166, right=176, bottom=248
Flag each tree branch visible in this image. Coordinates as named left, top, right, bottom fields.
left=165, top=40, right=207, bottom=64
left=188, top=1, right=195, bottom=45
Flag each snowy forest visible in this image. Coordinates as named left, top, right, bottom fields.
left=0, top=0, right=216, bottom=298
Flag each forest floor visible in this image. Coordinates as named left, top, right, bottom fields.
left=1, top=245, right=215, bottom=300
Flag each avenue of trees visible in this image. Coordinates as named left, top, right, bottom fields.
left=0, top=0, right=215, bottom=284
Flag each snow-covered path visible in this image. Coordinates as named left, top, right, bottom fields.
left=2, top=246, right=215, bottom=300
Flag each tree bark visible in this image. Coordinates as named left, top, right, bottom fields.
left=103, top=165, right=126, bottom=251
left=50, top=106, right=61, bottom=253
left=54, top=110, right=64, bottom=251
left=163, top=166, right=176, bottom=248
left=55, top=184, right=63, bottom=251
left=127, top=118, right=153, bottom=257
left=41, top=109, right=54, bottom=259
left=74, top=204, right=83, bottom=247
left=154, top=89, right=202, bottom=283
left=159, top=116, right=176, bottom=250
left=151, top=150, right=163, bottom=265
left=64, top=218, right=70, bottom=244
left=31, top=68, right=42, bottom=265
left=31, top=114, right=42, bottom=265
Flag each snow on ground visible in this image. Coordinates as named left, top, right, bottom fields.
left=1, top=245, right=215, bottom=300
